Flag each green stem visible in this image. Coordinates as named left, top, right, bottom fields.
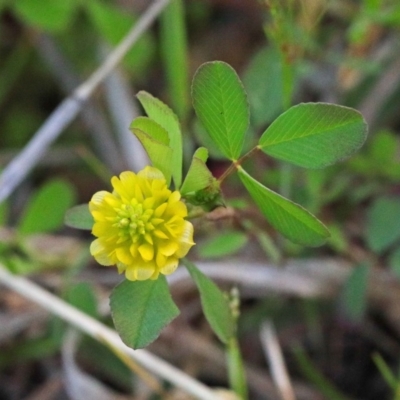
left=227, top=337, right=248, bottom=400
left=75, top=146, right=112, bottom=184
left=281, top=55, right=295, bottom=111
left=293, top=345, right=351, bottom=400
left=218, top=146, right=261, bottom=184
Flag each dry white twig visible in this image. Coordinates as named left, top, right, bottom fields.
left=0, top=0, right=170, bottom=202
left=101, top=45, right=149, bottom=171
left=260, top=321, right=296, bottom=400
left=0, top=264, right=222, bottom=400
left=168, top=259, right=348, bottom=298
left=36, top=34, right=125, bottom=172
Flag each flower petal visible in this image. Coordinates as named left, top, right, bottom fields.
left=176, top=221, right=195, bottom=257
left=154, top=203, right=168, bottom=217
left=116, top=247, right=134, bottom=265
left=125, top=261, right=156, bottom=281
left=154, top=229, right=168, bottom=239
left=158, top=241, right=179, bottom=256
left=117, top=262, right=127, bottom=274
left=90, top=191, right=109, bottom=207
left=156, top=251, right=167, bottom=268
left=139, top=243, right=154, bottom=261
left=90, top=239, right=114, bottom=265
left=138, top=166, right=165, bottom=181
left=160, top=257, right=179, bottom=275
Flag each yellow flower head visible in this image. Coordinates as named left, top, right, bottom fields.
left=89, top=166, right=195, bottom=281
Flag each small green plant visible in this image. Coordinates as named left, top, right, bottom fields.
left=66, top=60, right=367, bottom=398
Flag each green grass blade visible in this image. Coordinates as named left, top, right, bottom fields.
left=160, top=0, right=189, bottom=120
left=293, top=345, right=351, bottom=400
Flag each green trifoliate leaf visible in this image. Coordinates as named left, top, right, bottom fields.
left=110, top=276, right=179, bottom=349
left=65, top=204, right=94, bottom=230
left=19, top=179, right=76, bottom=235
left=130, top=128, right=173, bottom=185
left=183, top=259, right=234, bottom=344
left=238, top=168, right=330, bottom=247
left=192, top=61, right=249, bottom=160
left=259, top=103, right=367, bottom=169
left=136, top=91, right=182, bottom=188
left=130, top=116, right=169, bottom=144
left=180, top=147, right=215, bottom=195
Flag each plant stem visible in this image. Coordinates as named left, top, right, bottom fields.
left=227, top=336, right=248, bottom=400
left=218, top=146, right=261, bottom=184
left=293, top=345, right=350, bottom=400
left=226, top=288, right=248, bottom=400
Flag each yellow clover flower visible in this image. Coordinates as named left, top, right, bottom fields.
left=89, top=166, right=195, bottom=281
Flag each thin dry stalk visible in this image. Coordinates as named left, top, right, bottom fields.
left=261, top=321, right=296, bottom=400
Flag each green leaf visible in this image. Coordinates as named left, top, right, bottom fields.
left=130, top=116, right=169, bottom=145
left=238, top=168, right=330, bottom=246
left=198, top=231, right=248, bottom=259
left=136, top=91, right=182, bottom=188
left=14, top=0, right=77, bottom=32
left=130, top=128, right=173, bottom=184
left=18, top=180, right=76, bottom=235
left=193, top=119, right=225, bottom=160
left=192, top=61, right=249, bottom=160
left=110, top=276, right=179, bottom=349
left=259, top=103, right=367, bottom=168
left=243, top=47, right=284, bottom=128
left=183, top=259, right=234, bottom=344
left=340, top=263, right=370, bottom=322
left=180, top=148, right=215, bottom=194
left=65, top=204, right=94, bottom=230
left=85, top=1, right=154, bottom=75
left=366, top=197, right=400, bottom=253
